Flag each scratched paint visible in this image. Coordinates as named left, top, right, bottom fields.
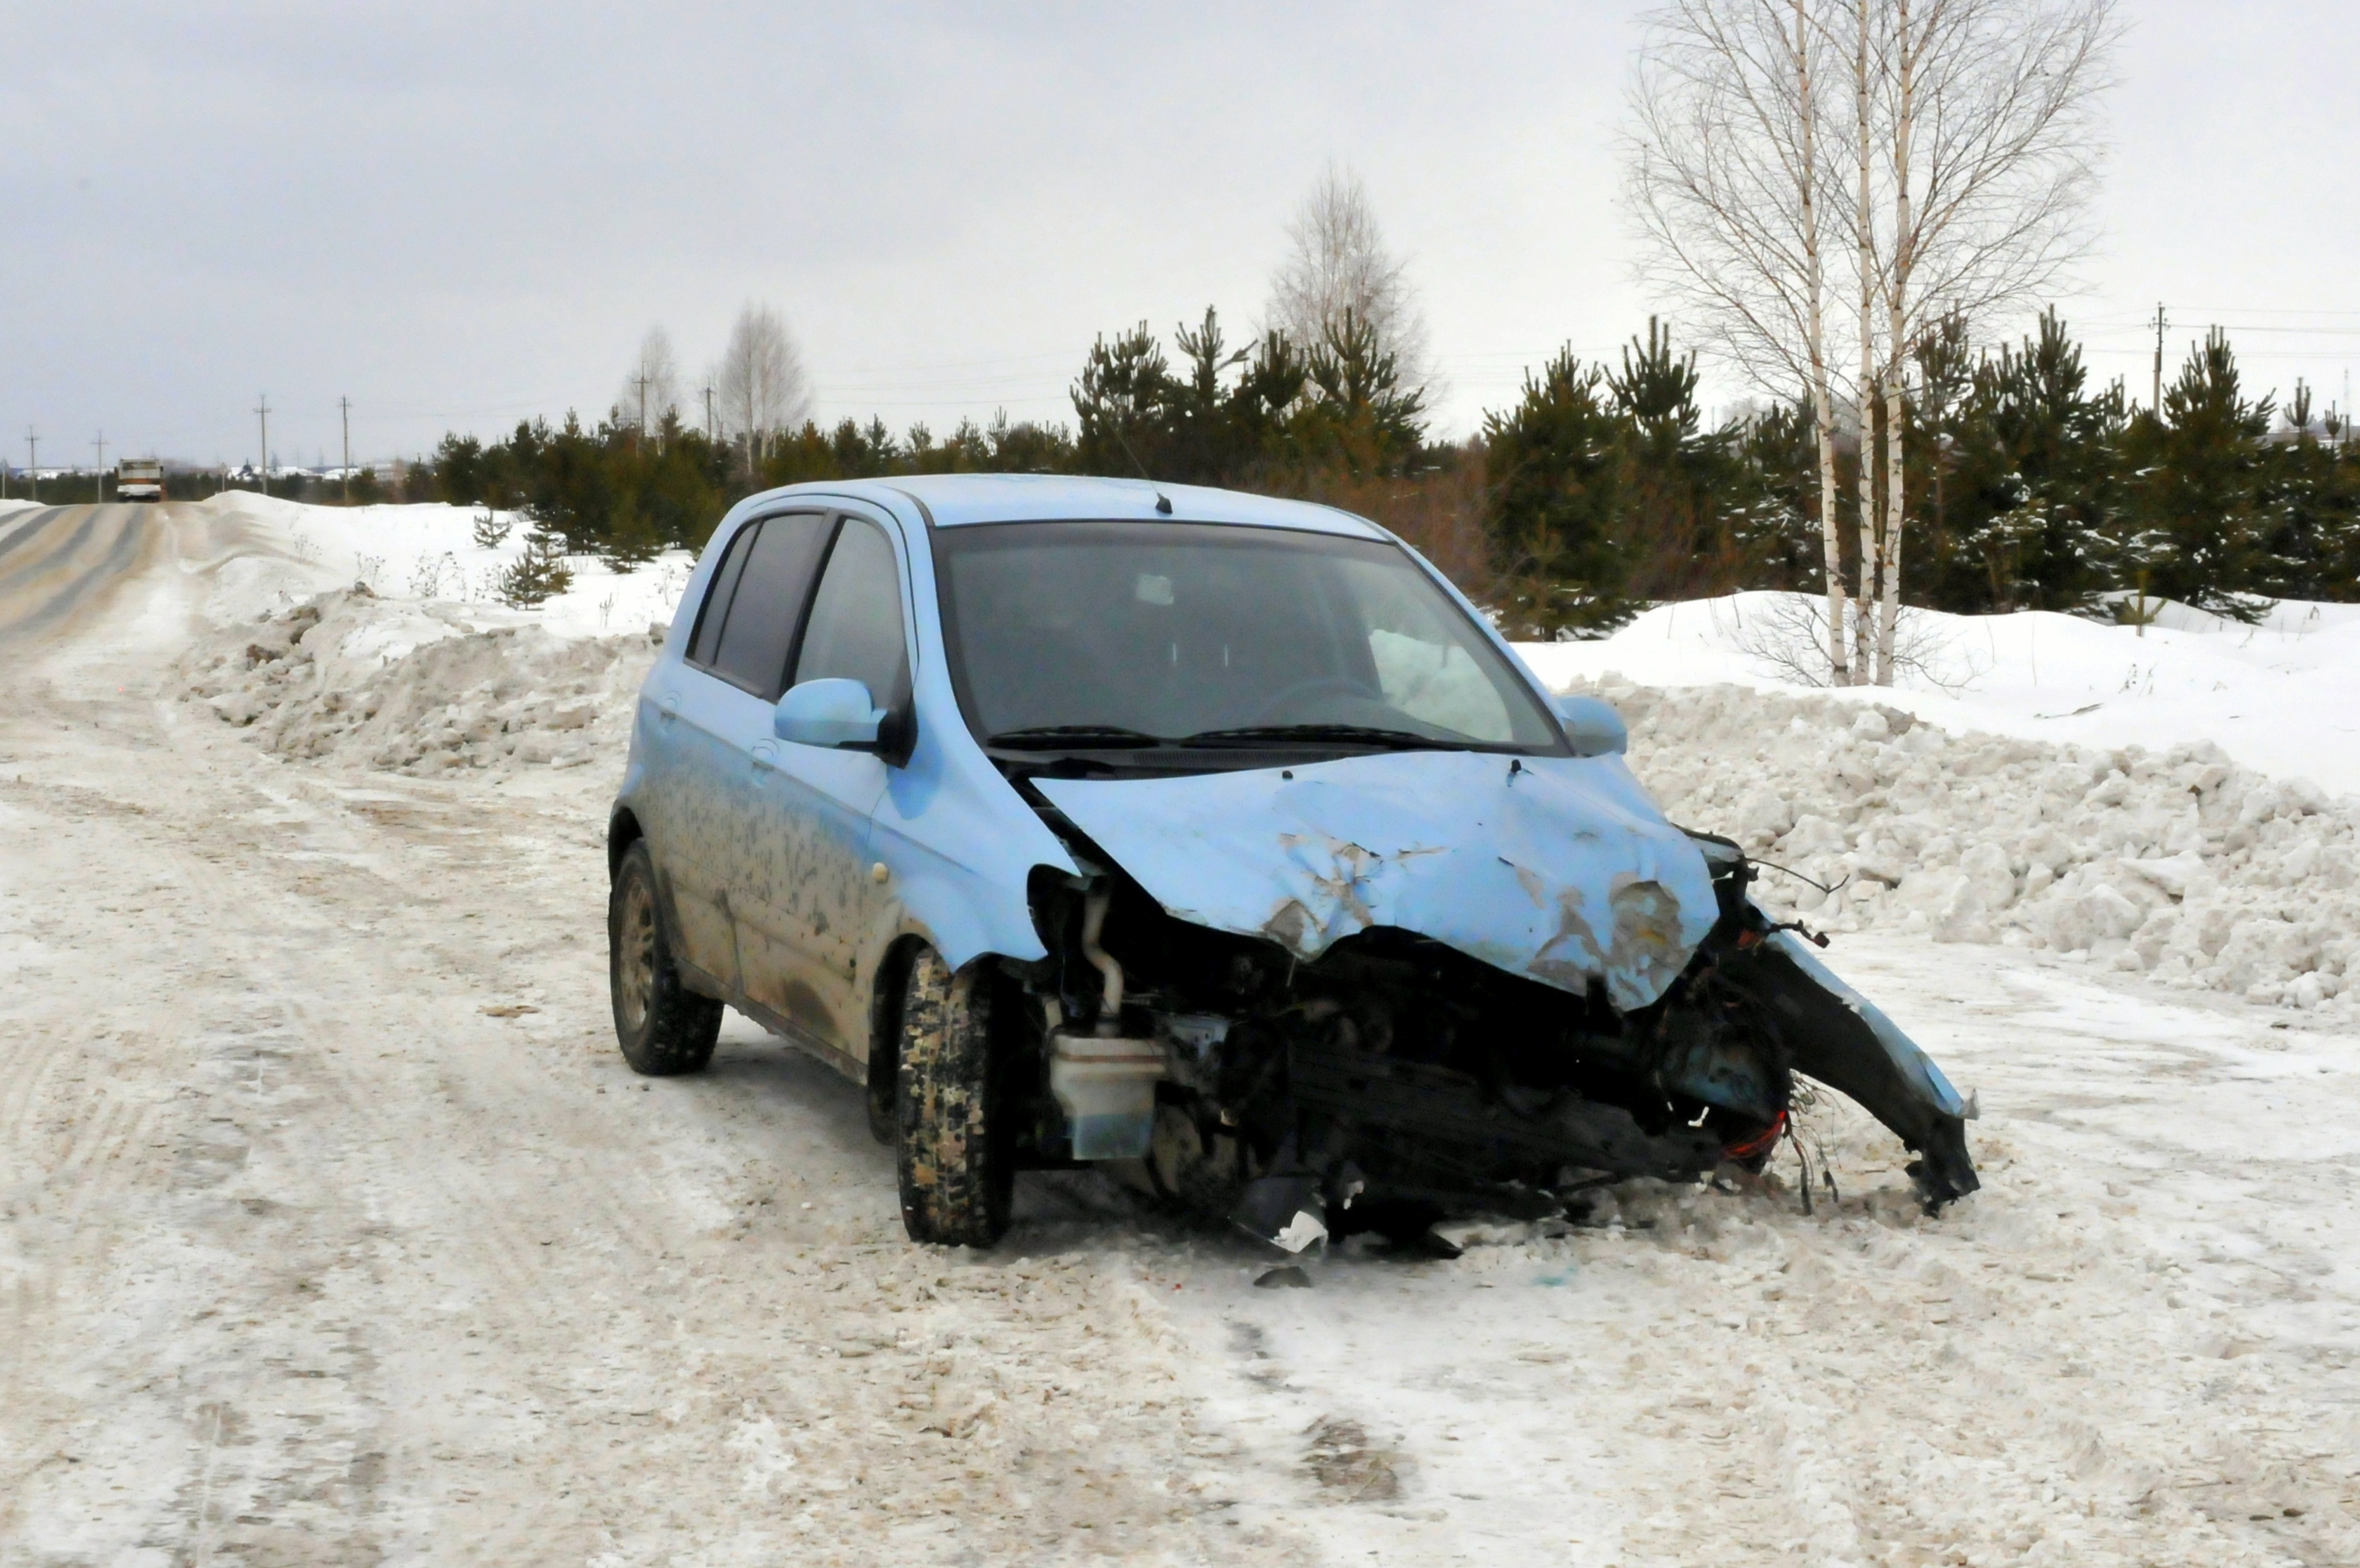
left=1036, top=750, right=1718, bottom=1011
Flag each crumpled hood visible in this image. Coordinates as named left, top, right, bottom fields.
left=1035, top=751, right=1717, bottom=1011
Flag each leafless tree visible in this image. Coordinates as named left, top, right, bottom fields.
left=713, top=303, right=812, bottom=474
left=1628, top=0, right=2115, bottom=685
left=1626, top=0, right=1855, bottom=683
left=617, top=326, right=681, bottom=444
left=1266, top=164, right=1436, bottom=397
left=1863, top=0, right=2118, bottom=682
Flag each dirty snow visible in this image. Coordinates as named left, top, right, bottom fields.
left=1507, top=593, right=2360, bottom=1018
left=178, top=587, right=658, bottom=775
left=1569, top=680, right=2360, bottom=1016
left=8, top=498, right=2360, bottom=1565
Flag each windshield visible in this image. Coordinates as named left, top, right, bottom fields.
left=935, top=521, right=1563, bottom=754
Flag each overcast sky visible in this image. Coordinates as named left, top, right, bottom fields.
left=5, top=1, right=2356, bottom=470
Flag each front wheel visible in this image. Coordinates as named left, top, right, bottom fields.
left=608, top=840, right=720, bottom=1075
left=895, top=948, right=1012, bottom=1246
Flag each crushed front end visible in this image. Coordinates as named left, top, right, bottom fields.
left=1002, top=802, right=1978, bottom=1252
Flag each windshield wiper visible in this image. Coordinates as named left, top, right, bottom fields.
left=986, top=725, right=1171, bottom=750
left=1180, top=723, right=1463, bottom=751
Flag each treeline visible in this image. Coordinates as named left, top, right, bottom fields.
left=411, top=310, right=2360, bottom=628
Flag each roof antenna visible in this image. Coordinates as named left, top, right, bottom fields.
left=1153, top=490, right=1173, bottom=515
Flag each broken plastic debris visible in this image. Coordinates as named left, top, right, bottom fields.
left=1272, top=1210, right=1328, bottom=1254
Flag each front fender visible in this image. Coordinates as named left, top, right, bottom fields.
left=876, top=856, right=1065, bottom=973
left=1725, top=922, right=1978, bottom=1205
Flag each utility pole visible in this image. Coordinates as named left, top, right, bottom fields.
left=256, top=395, right=271, bottom=499
left=92, top=433, right=106, bottom=502
left=339, top=397, right=352, bottom=502
left=702, top=385, right=715, bottom=445
left=2151, top=303, right=2167, bottom=417
left=24, top=429, right=38, bottom=504
left=633, top=373, right=650, bottom=446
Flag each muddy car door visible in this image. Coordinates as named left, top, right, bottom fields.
left=735, top=511, right=905, bottom=1053
left=666, top=511, right=835, bottom=994
left=648, top=516, right=768, bottom=989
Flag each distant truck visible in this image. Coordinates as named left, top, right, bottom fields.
left=117, top=458, right=164, bottom=502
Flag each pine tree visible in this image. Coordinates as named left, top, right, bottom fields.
left=1725, top=402, right=1824, bottom=590
left=1299, top=309, right=1427, bottom=475
left=1933, top=312, right=2123, bottom=613
left=1607, top=318, right=1736, bottom=600
left=2259, top=381, right=2360, bottom=600
left=2118, top=330, right=2274, bottom=619
left=1482, top=348, right=1632, bottom=637
left=1071, top=323, right=1178, bottom=477
left=498, top=528, right=575, bottom=609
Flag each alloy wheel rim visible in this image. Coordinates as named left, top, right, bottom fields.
left=618, top=877, right=657, bottom=1033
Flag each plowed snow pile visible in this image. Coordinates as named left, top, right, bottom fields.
left=1585, top=676, right=2359, bottom=1013
left=181, top=556, right=2356, bottom=1017
left=180, top=586, right=658, bottom=774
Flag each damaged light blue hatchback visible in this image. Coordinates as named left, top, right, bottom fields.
left=605, top=475, right=1977, bottom=1249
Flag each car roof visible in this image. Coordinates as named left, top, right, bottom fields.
left=745, top=474, right=1388, bottom=538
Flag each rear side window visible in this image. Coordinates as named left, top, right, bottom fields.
left=793, top=518, right=907, bottom=703
left=685, top=521, right=758, bottom=668
left=705, top=512, right=832, bottom=697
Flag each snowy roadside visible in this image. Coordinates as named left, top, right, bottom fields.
left=1578, top=678, right=2360, bottom=1016
left=178, top=502, right=2360, bottom=1019
left=16, top=494, right=2360, bottom=1563
left=177, top=588, right=658, bottom=775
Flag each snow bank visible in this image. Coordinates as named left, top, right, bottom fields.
left=180, top=587, right=658, bottom=775
left=1515, top=590, right=2360, bottom=794
left=181, top=508, right=2357, bottom=1017
left=188, top=491, right=697, bottom=640
left=1579, top=675, right=2360, bottom=1014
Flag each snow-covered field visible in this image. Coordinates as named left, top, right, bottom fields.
left=1519, top=592, right=2360, bottom=801
left=4, top=494, right=2359, bottom=1565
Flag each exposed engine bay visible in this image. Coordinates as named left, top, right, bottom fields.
left=1001, top=830, right=1981, bottom=1254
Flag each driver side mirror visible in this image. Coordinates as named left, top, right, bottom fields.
left=1552, top=693, right=1628, bottom=757
left=775, top=678, right=886, bottom=751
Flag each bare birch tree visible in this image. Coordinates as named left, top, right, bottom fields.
left=1630, top=0, right=2115, bottom=685
left=617, top=326, right=681, bottom=444
left=1266, top=164, right=1437, bottom=399
left=714, top=303, right=813, bottom=475
left=1626, top=0, right=1854, bottom=682
left=1852, top=0, right=1881, bottom=683
left=1865, top=0, right=2118, bottom=680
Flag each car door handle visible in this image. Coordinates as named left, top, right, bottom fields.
left=658, top=692, right=681, bottom=722
left=750, top=741, right=778, bottom=773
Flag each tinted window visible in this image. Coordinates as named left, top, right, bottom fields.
left=936, top=522, right=1560, bottom=750
left=686, top=521, right=758, bottom=668
left=709, top=512, right=831, bottom=697
left=793, top=518, right=907, bottom=703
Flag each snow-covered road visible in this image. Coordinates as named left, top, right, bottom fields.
left=3, top=502, right=2357, bottom=1565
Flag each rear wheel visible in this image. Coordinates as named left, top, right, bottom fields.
left=895, top=948, right=1012, bottom=1246
left=608, top=840, right=720, bottom=1075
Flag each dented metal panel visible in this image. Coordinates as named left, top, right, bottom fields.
left=1035, top=750, right=1718, bottom=1011
left=1768, top=929, right=1970, bottom=1121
